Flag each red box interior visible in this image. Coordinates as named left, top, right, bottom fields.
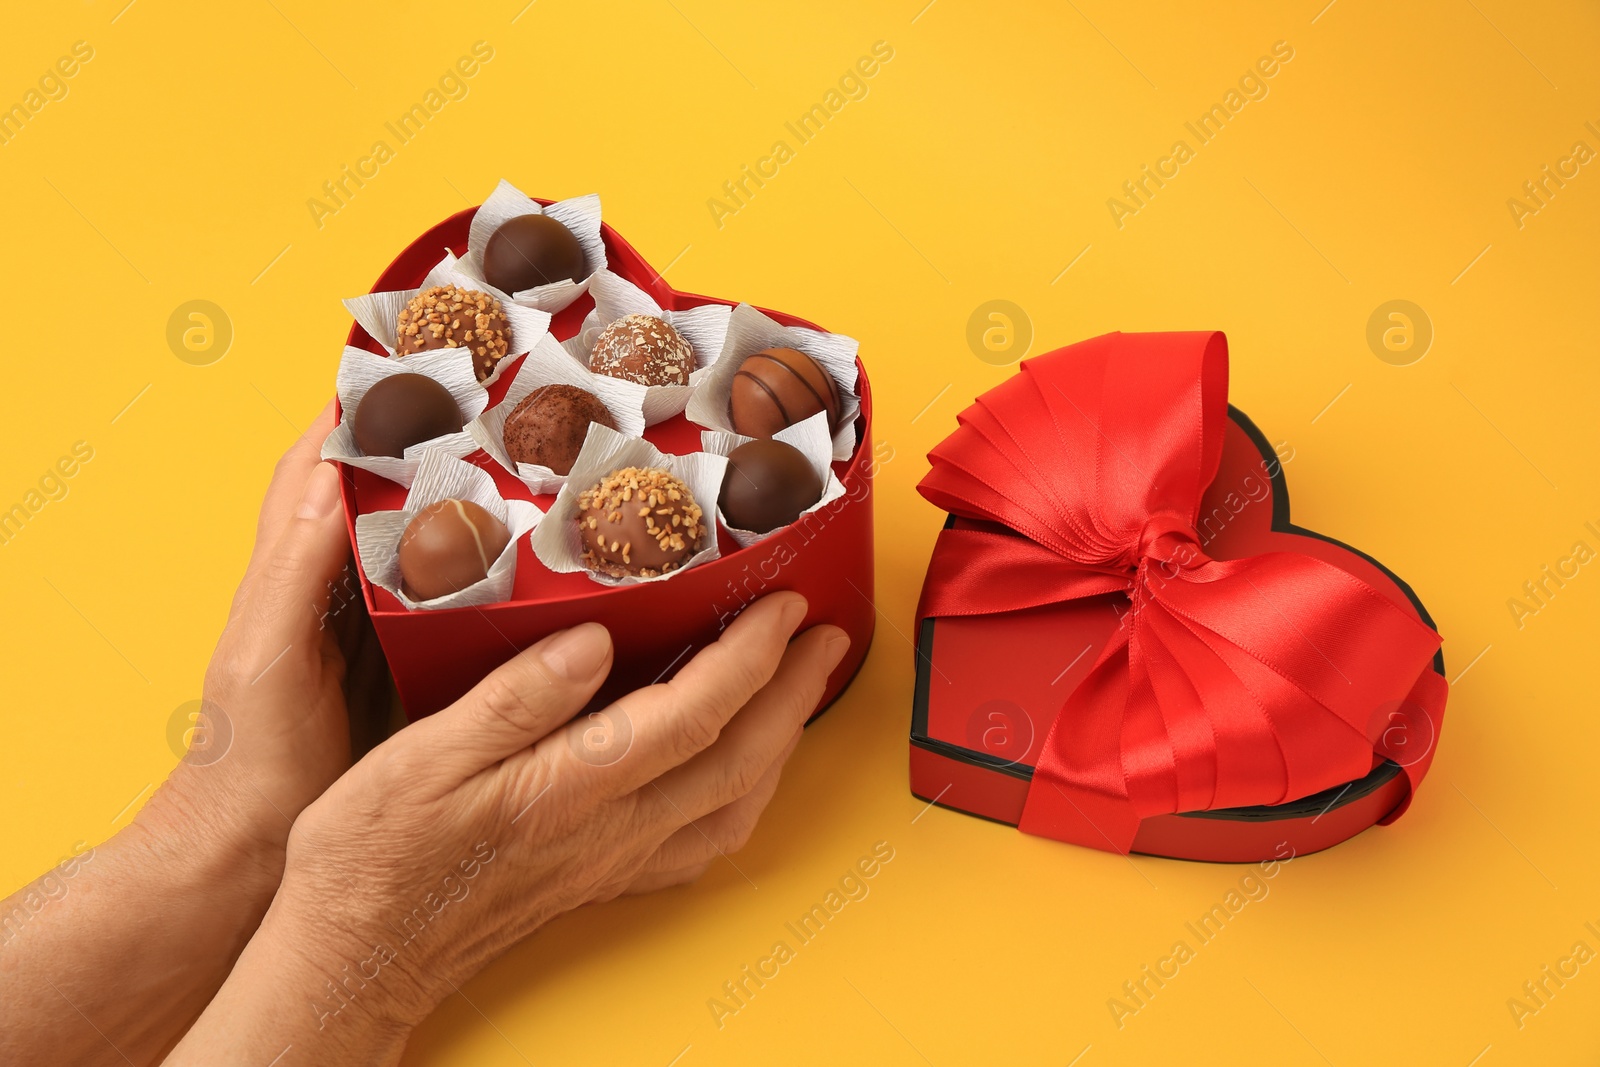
left=338, top=204, right=876, bottom=720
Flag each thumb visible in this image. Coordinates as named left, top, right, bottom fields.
left=402, top=622, right=613, bottom=784
left=246, top=461, right=352, bottom=648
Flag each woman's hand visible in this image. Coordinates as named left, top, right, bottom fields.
left=167, top=593, right=847, bottom=1065
left=0, top=402, right=387, bottom=1067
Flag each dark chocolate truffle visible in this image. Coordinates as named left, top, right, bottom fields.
left=483, top=214, right=586, bottom=295
left=728, top=347, right=842, bottom=438
left=398, top=499, right=511, bottom=601
left=396, top=285, right=510, bottom=382
left=590, top=314, right=695, bottom=387
left=352, top=373, right=463, bottom=458
left=577, top=467, right=706, bottom=578
left=501, top=384, right=617, bottom=475
left=719, top=439, right=823, bottom=533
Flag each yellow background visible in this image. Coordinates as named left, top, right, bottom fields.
left=3, top=1, right=1597, bottom=1063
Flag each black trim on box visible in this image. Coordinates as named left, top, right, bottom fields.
left=909, top=404, right=1446, bottom=824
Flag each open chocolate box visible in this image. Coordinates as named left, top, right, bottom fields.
left=911, top=405, right=1447, bottom=862
left=336, top=200, right=876, bottom=720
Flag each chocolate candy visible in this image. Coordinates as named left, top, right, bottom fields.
left=590, top=314, right=695, bottom=387
left=483, top=214, right=586, bottom=295
left=396, top=285, right=510, bottom=382
left=728, top=347, right=841, bottom=438
left=719, top=439, right=823, bottom=533
left=577, top=466, right=705, bottom=578
left=397, top=499, right=511, bottom=601
left=502, top=384, right=617, bottom=475
left=351, top=373, right=463, bottom=458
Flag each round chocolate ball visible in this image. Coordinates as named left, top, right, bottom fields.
left=501, top=384, right=617, bottom=476
left=352, top=373, right=463, bottom=459
left=483, top=214, right=586, bottom=295
left=398, top=499, right=511, bottom=601
left=727, top=347, right=842, bottom=438
left=589, top=314, right=695, bottom=387
left=719, top=439, right=823, bottom=533
left=576, top=467, right=706, bottom=578
left=396, top=285, right=510, bottom=382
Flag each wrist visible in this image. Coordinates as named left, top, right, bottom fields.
left=134, top=762, right=288, bottom=910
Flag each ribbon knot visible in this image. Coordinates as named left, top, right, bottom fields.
left=914, top=331, right=1446, bottom=854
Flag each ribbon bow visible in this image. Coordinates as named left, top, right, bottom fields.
left=915, top=332, right=1445, bottom=853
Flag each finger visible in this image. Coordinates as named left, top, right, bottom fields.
left=401, top=622, right=614, bottom=786
left=245, top=400, right=339, bottom=582
left=641, top=625, right=847, bottom=830
left=240, top=462, right=354, bottom=658
left=569, top=592, right=809, bottom=796
left=640, top=727, right=799, bottom=875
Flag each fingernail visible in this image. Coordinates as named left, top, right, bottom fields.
left=779, top=595, right=809, bottom=631
left=822, top=630, right=851, bottom=669
left=542, top=623, right=611, bottom=682
left=297, top=463, right=341, bottom=519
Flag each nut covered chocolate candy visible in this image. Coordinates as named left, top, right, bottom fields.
left=576, top=466, right=705, bottom=578
left=396, top=285, right=510, bottom=382
left=483, top=214, right=586, bottom=295
left=719, top=439, right=823, bottom=533
left=397, top=499, right=511, bottom=601
left=501, top=384, right=617, bottom=476
left=727, top=347, right=841, bottom=438
left=589, top=314, right=695, bottom=387
left=351, top=373, right=463, bottom=458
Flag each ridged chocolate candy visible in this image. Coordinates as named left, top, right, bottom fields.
left=727, top=347, right=841, bottom=438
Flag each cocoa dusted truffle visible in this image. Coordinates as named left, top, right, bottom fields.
left=719, top=439, right=823, bottom=533
left=352, top=373, right=463, bottom=458
left=483, top=214, right=586, bottom=295
left=728, top=347, right=842, bottom=438
left=398, top=499, right=511, bottom=601
left=590, top=314, right=695, bottom=387
left=396, top=285, right=510, bottom=382
left=501, top=384, right=617, bottom=476
left=577, top=467, right=706, bottom=578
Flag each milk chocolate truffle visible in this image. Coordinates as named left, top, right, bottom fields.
left=483, top=213, right=586, bottom=295
left=728, top=347, right=842, bottom=438
left=590, top=314, right=694, bottom=386
left=501, top=385, right=617, bottom=475
left=396, top=285, right=510, bottom=382
left=719, top=439, right=823, bottom=533
left=352, top=373, right=463, bottom=458
left=397, top=499, right=511, bottom=601
left=577, top=467, right=706, bottom=578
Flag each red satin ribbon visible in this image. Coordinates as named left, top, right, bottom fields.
left=915, top=332, right=1445, bottom=853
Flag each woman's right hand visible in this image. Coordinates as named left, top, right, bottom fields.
left=166, top=591, right=847, bottom=1065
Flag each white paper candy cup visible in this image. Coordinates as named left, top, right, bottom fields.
left=342, top=252, right=552, bottom=387
left=467, top=334, right=648, bottom=495
left=451, top=181, right=606, bottom=314
left=700, top=411, right=847, bottom=548
left=354, top=450, right=542, bottom=612
left=559, top=270, right=733, bottom=425
left=530, top=423, right=727, bottom=587
left=321, top=346, right=487, bottom=488
left=685, top=303, right=861, bottom=461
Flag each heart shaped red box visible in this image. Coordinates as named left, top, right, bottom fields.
left=337, top=204, right=877, bottom=720
left=911, top=406, right=1445, bottom=862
